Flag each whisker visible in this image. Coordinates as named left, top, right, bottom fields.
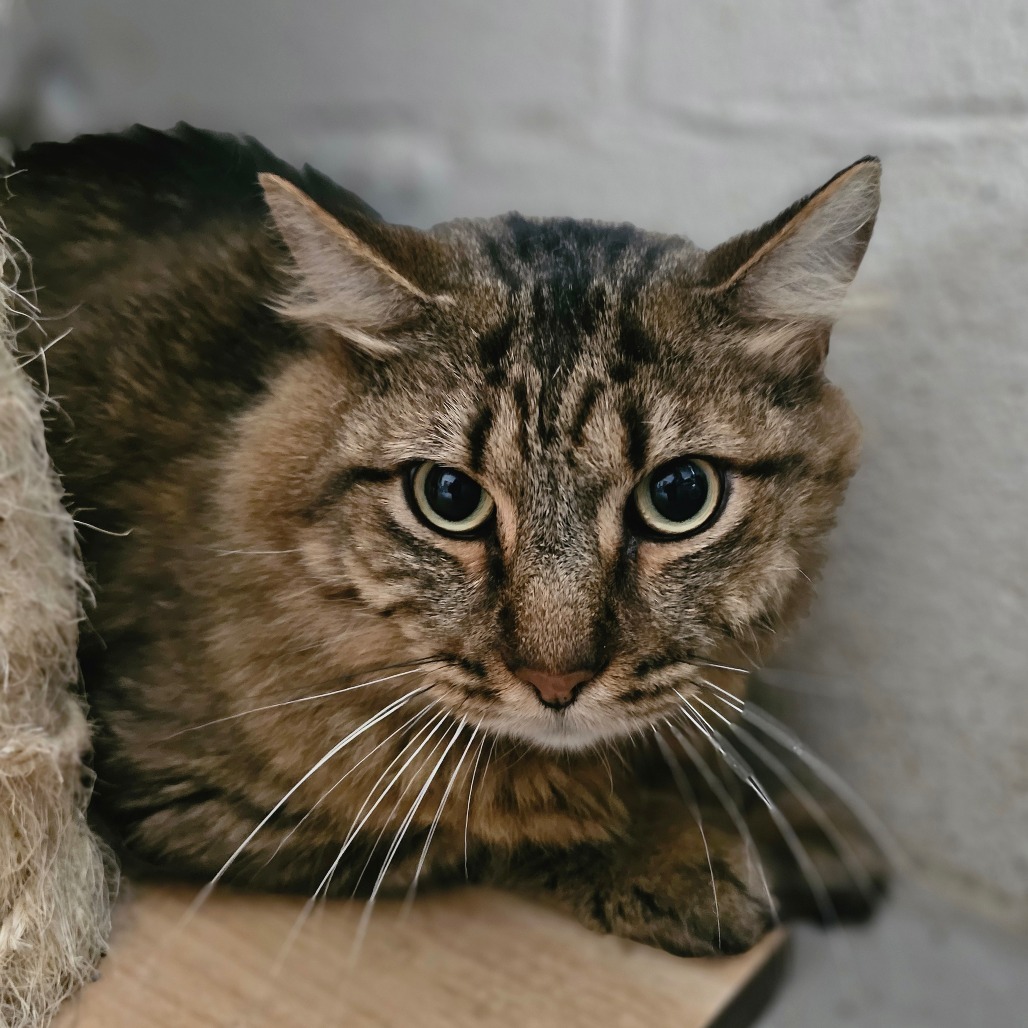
left=662, top=719, right=776, bottom=918
left=653, top=728, right=721, bottom=949
left=207, top=547, right=303, bottom=556
left=15, top=324, right=71, bottom=369
left=697, top=688, right=877, bottom=900
left=596, top=744, right=616, bottom=798
left=609, top=743, right=632, bottom=772
left=463, top=733, right=489, bottom=879
left=326, top=711, right=451, bottom=900
left=465, top=734, right=500, bottom=878
left=184, top=683, right=432, bottom=923
left=675, top=690, right=837, bottom=924
left=344, top=714, right=453, bottom=901
left=689, top=655, right=754, bottom=676
left=256, top=702, right=437, bottom=874
left=71, top=518, right=133, bottom=537
left=403, top=722, right=481, bottom=912
left=699, top=677, right=746, bottom=714
left=350, top=717, right=469, bottom=960
left=723, top=697, right=903, bottom=868
left=269, top=710, right=451, bottom=973
left=164, top=659, right=442, bottom=738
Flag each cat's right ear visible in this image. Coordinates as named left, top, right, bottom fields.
left=260, top=173, right=442, bottom=354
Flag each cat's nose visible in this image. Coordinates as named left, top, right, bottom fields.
left=513, top=666, right=595, bottom=709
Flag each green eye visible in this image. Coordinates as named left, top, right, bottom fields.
left=409, top=462, right=495, bottom=536
left=633, top=458, right=723, bottom=537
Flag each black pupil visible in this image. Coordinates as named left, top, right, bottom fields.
left=650, top=461, right=710, bottom=523
left=424, top=465, right=482, bottom=523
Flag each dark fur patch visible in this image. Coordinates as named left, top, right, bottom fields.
left=466, top=404, right=494, bottom=474
left=477, top=316, right=516, bottom=386
left=304, top=466, right=395, bottom=521
left=622, top=399, right=650, bottom=473
left=569, top=379, right=604, bottom=448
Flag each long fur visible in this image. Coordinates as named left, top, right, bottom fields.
left=0, top=223, right=113, bottom=1028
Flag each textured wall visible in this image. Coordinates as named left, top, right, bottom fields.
left=4, top=1, right=1026, bottom=926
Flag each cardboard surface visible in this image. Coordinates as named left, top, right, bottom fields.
left=55, top=884, right=786, bottom=1027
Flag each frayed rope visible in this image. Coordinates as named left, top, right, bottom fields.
left=0, top=217, right=115, bottom=1028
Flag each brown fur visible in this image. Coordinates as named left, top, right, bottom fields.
left=1, top=126, right=882, bottom=956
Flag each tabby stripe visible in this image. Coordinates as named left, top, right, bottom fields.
left=466, top=403, right=494, bottom=473
left=618, top=310, right=658, bottom=365
left=438, top=653, right=488, bottom=678
left=616, top=686, right=658, bottom=704
left=622, top=398, right=650, bottom=473
left=463, top=684, right=501, bottom=701
left=382, top=516, right=464, bottom=572
left=304, top=465, right=395, bottom=520
left=478, top=316, right=516, bottom=386
left=375, top=598, right=425, bottom=618
left=634, top=653, right=678, bottom=677
left=671, top=518, right=752, bottom=575
left=483, top=540, right=507, bottom=610
left=569, top=378, right=604, bottom=448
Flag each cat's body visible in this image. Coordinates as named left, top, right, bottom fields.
left=2, top=125, right=882, bottom=955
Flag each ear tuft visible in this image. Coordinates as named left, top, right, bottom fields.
left=260, top=173, right=430, bottom=354
left=704, top=158, right=881, bottom=328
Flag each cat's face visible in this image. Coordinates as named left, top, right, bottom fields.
left=244, top=162, right=876, bottom=752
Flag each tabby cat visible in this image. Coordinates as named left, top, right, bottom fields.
left=2, top=126, right=882, bottom=956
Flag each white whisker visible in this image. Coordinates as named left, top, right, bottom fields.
left=663, top=719, right=776, bottom=917
left=209, top=547, right=302, bottom=556
left=257, top=702, right=437, bottom=874
left=675, top=690, right=836, bottom=924
left=351, top=717, right=468, bottom=961
left=653, top=728, right=720, bottom=948
left=697, top=689, right=876, bottom=899
left=164, top=661, right=441, bottom=738
left=725, top=698, right=903, bottom=868
left=403, top=722, right=480, bottom=912
left=269, top=710, right=451, bottom=973
left=699, top=677, right=746, bottom=713
left=326, top=711, right=451, bottom=899
left=346, top=714, right=453, bottom=900
left=463, top=733, right=489, bottom=880
left=185, top=683, right=432, bottom=922
left=690, top=656, right=754, bottom=676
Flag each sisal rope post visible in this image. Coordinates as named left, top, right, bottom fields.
left=0, top=220, right=114, bottom=1027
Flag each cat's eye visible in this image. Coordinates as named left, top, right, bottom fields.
left=632, top=458, right=723, bottom=537
left=408, top=461, right=495, bottom=537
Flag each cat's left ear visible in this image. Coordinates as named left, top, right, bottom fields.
left=260, top=173, right=446, bottom=354
left=700, top=157, right=880, bottom=369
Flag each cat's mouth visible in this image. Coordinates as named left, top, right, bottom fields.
left=478, top=666, right=651, bottom=752
left=437, top=652, right=671, bottom=751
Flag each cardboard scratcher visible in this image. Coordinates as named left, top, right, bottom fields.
left=0, top=225, right=784, bottom=1028
left=55, top=885, right=787, bottom=1028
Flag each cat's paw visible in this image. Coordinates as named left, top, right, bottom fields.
left=586, top=829, right=776, bottom=957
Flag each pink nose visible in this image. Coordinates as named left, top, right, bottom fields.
left=514, top=667, right=596, bottom=707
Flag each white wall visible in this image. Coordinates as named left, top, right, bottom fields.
left=4, top=0, right=1026, bottom=927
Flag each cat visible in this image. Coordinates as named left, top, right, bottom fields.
left=2, top=125, right=883, bottom=957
